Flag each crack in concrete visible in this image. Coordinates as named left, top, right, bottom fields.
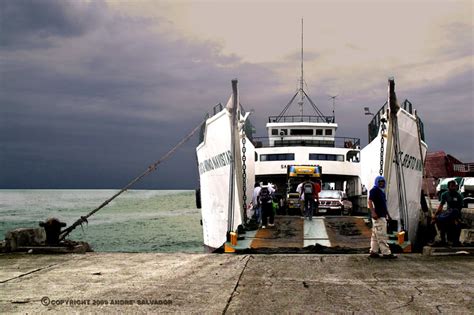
left=414, top=286, right=423, bottom=295
left=0, top=263, right=59, bottom=284
left=10, top=299, right=30, bottom=304
left=321, top=286, right=341, bottom=305
left=366, top=286, right=377, bottom=295
left=222, top=255, right=252, bottom=315
left=369, top=284, right=389, bottom=296
left=391, top=295, right=414, bottom=310
left=371, top=272, right=380, bottom=282
left=369, top=272, right=390, bottom=296
left=1, top=255, right=89, bottom=284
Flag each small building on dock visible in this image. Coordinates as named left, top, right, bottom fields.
left=424, top=151, right=474, bottom=197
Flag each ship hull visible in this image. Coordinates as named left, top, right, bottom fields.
left=196, top=103, right=255, bottom=251
left=361, top=108, right=427, bottom=245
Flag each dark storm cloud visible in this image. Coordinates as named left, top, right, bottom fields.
left=1, top=0, right=472, bottom=189
left=0, top=0, right=279, bottom=189
left=0, top=0, right=106, bottom=48
left=327, top=68, right=473, bottom=163
left=406, top=69, right=473, bottom=162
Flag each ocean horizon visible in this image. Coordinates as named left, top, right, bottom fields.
left=0, top=189, right=203, bottom=253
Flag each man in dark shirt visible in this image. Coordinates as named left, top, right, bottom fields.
left=258, top=182, right=275, bottom=228
left=368, top=176, right=396, bottom=258
left=432, top=180, right=463, bottom=245
left=297, top=176, right=321, bottom=220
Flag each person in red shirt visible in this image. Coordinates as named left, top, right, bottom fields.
left=314, top=179, right=321, bottom=212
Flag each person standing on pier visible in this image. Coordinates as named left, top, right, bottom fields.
left=368, top=176, right=397, bottom=259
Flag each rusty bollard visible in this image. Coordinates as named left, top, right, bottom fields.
left=39, top=218, right=67, bottom=245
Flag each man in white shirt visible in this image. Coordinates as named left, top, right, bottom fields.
left=252, top=182, right=262, bottom=224
left=296, top=182, right=305, bottom=218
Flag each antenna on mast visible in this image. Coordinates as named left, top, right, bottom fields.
left=329, top=95, right=338, bottom=122
left=274, top=19, right=327, bottom=122
left=299, top=18, right=304, bottom=119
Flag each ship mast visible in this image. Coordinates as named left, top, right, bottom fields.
left=274, top=18, right=327, bottom=122
left=299, top=18, right=304, bottom=118
left=329, top=95, right=338, bottom=121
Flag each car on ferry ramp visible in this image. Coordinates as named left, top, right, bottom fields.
left=317, top=190, right=352, bottom=215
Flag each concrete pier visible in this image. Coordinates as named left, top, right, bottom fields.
left=1, top=253, right=473, bottom=313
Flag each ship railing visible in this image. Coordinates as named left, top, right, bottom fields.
left=199, top=103, right=255, bottom=144
left=268, top=115, right=335, bottom=123
left=368, top=99, right=425, bottom=143
left=252, top=136, right=361, bottom=149
left=213, top=103, right=224, bottom=116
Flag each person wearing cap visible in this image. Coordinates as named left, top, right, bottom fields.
left=368, top=176, right=397, bottom=259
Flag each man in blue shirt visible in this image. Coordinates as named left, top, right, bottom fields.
left=368, top=176, right=397, bottom=259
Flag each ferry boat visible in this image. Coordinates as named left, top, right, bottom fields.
left=196, top=78, right=427, bottom=252
left=196, top=24, right=427, bottom=252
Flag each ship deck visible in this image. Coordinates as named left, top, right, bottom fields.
left=234, top=216, right=372, bottom=253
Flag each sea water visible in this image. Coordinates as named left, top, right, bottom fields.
left=0, top=190, right=203, bottom=253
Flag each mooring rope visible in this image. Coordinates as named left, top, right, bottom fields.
left=59, top=120, right=205, bottom=241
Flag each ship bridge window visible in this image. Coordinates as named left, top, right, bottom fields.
left=280, top=129, right=288, bottom=135
left=271, top=129, right=278, bottom=135
left=260, top=153, right=295, bottom=161
left=290, top=129, right=313, bottom=136
left=309, top=153, right=344, bottom=161
left=316, top=129, right=323, bottom=136
left=274, top=139, right=334, bottom=147
left=325, top=129, right=333, bottom=136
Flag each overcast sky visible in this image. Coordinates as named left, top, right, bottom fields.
left=1, top=0, right=472, bottom=189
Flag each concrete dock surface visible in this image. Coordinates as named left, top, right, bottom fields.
left=1, top=253, right=473, bottom=314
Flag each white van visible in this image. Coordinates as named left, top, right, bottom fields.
left=460, top=177, right=474, bottom=207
